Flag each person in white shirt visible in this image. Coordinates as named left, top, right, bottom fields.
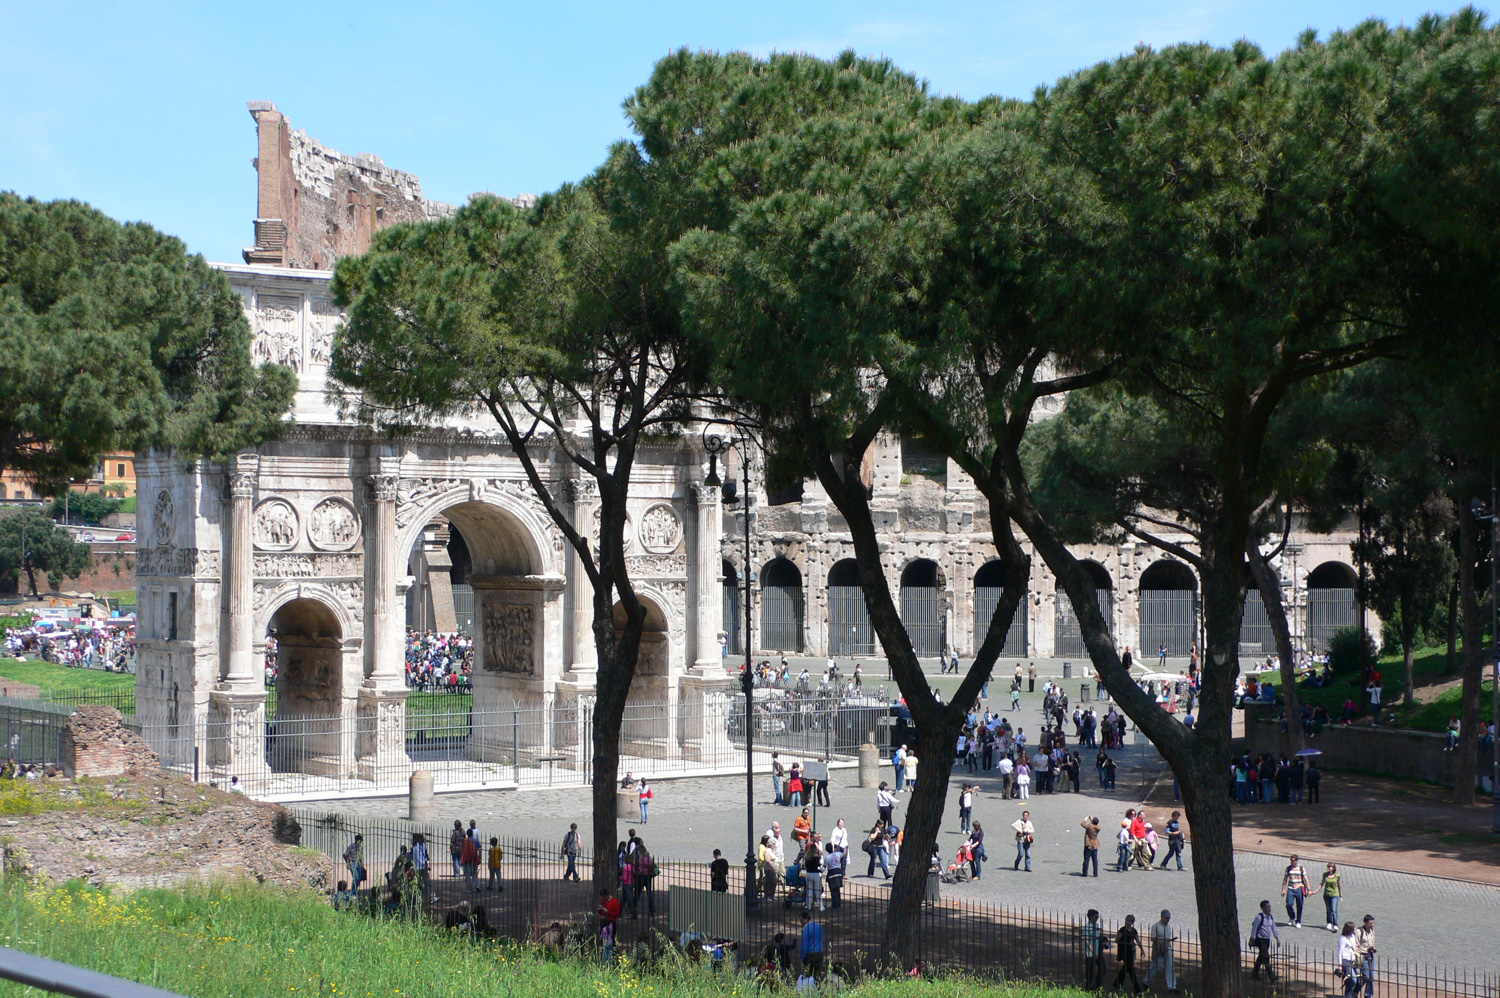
left=764, top=822, right=785, bottom=877
left=829, top=818, right=849, bottom=855
left=875, top=784, right=896, bottom=826
left=1145, top=909, right=1178, bottom=992
left=997, top=755, right=1015, bottom=799
left=903, top=747, right=919, bottom=792
left=1011, top=812, right=1035, bottom=871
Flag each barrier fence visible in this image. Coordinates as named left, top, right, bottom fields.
left=0, top=699, right=71, bottom=769
left=127, top=692, right=876, bottom=799
left=290, top=808, right=1497, bottom=997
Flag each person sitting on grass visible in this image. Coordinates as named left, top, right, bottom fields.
left=331, top=880, right=358, bottom=910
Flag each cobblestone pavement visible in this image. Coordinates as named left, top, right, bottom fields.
left=307, top=666, right=1500, bottom=973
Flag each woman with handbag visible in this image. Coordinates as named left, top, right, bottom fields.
left=1337, top=922, right=1361, bottom=996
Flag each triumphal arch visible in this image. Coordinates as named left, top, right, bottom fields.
left=133, top=262, right=730, bottom=789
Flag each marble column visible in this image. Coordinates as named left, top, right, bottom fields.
left=689, top=482, right=723, bottom=672
left=358, top=466, right=409, bottom=782
left=563, top=478, right=598, bottom=684
left=224, top=456, right=258, bottom=692
left=210, top=453, right=267, bottom=782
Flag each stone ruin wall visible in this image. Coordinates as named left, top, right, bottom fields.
left=242, top=100, right=534, bottom=271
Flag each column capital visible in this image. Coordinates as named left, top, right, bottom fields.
left=369, top=474, right=400, bottom=503
left=562, top=478, right=598, bottom=503
left=228, top=471, right=257, bottom=500
left=689, top=482, right=720, bottom=508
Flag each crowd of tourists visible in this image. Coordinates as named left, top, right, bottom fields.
left=1231, top=752, right=1323, bottom=805
left=404, top=631, right=474, bottom=691
left=3, top=620, right=135, bottom=672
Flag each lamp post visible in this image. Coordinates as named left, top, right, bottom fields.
left=704, top=424, right=758, bottom=912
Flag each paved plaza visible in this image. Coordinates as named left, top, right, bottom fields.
left=306, top=663, right=1500, bottom=974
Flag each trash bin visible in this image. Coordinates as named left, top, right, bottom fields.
left=925, top=869, right=941, bottom=904
left=1062, top=661, right=1072, bottom=679
left=1080, top=682, right=1091, bottom=703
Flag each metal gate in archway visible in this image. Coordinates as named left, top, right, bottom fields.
left=1053, top=590, right=1112, bottom=658
left=1306, top=588, right=1358, bottom=652
left=1139, top=591, right=1196, bottom=657
left=760, top=560, right=804, bottom=653
left=974, top=586, right=1029, bottom=657
left=829, top=587, right=876, bottom=656
left=1241, top=592, right=1273, bottom=656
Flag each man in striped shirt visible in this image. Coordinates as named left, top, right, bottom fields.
left=1281, top=855, right=1311, bottom=927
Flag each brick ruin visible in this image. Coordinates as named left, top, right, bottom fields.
left=242, top=100, right=534, bottom=270
left=60, top=705, right=160, bottom=778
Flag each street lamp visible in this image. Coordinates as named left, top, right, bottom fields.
left=1471, top=470, right=1499, bottom=835
left=703, top=423, right=758, bottom=912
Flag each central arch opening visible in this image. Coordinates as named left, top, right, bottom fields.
left=1306, top=561, right=1359, bottom=652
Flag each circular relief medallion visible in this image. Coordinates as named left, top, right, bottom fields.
left=307, top=497, right=361, bottom=551
left=252, top=498, right=300, bottom=551
left=637, top=502, right=682, bottom=554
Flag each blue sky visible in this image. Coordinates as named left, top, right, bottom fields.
left=0, top=1, right=1464, bottom=262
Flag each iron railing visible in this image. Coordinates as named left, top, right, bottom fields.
left=289, top=808, right=1500, bottom=997
left=129, top=694, right=870, bottom=799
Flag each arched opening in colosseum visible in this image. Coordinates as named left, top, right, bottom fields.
left=1306, top=561, right=1359, bottom=652
left=974, top=560, right=1028, bottom=658
left=900, top=559, right=946, bottom=657
left=1054, top=560, right=1113, bottom=657
left=828, top=559, right=875, bottom=656
left=722, top=559, right=742, bottom=655
left=1139, top=560, right=1198, bottom=658
left=761, top=558, right=804, bottom=653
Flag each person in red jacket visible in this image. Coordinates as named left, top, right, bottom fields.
left=598, top=887, right=622, bottom=962
left=460, top=832, right=481, bottom=893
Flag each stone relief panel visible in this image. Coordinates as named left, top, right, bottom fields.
left=308, top=498, right=360, bottom=551
left=252, top=293, right=303, bottom=372
left=592, top=507, right=633, bottom=552
left=152, top=490, right=174, bottom=548
left=254, top=553, right=362, bottom=578
left=135, top=547, right=219, bottom=578
left=307, top=296, right=341, bottom=368
left=483, top=603, right=535, bottom=675
left=637, top=503, right=682, bottom=554
left=625, top=553, right=688, bottom=578
left=253, top=498, right=300, bottom=550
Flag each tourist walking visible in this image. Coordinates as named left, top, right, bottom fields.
left=1084, top=909, right=1106, bottom=990
left=598, top=887, right=621, bottom=962
left=1144, top=910, right=1178, bottom=993
left=1281, top=855, right=1310, bottom=927
left=1011, top=811, right=1034, bottom=872
left=1355, top=914, right=1376, bottom=997
left=903, top=746, right=919, bottom=792
left=773, top=753, right=785, bottom=803
left=638, top=777, right=653, bottom=824
left=1116, top=819, right=1132, bottom=873
left=958, top=784, right=974, bottom=833
left=342, top=834, right=366, bottom=892
left=460, top=832, right=480, bottom=892
left=1338, top=922, right=1361, bottom=997
left=799, top=910, right=825, bottom=980
left=864, top=824, right=891, bottom=878
left=815, top=758, right=832, bottom=806
left=486, top=837, right=504, bottom=892
left=1080, top=816, right=1100, bottom=877
left=412, top=833, right=432, bottom=902
left=1249, top=900, right=1280, bottom=981
left=802, top=833, right=826, bottom=911
left=710, top=848, right=730, bottom=892
left=560, top=822, right=581, bottom=881
left=1158, top=812, right=1185, bottom=870
left=876, top=782, right=896, bottom=826
left=450, top=820, right=466, bottom=877
left=1112, top=914, right=1143, bottom=993
left=1318, top=862, right=1342, bottom=931
left=966, top=822, right=986, bottom=880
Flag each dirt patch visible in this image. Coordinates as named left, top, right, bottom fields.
left=0, top=771, right=332, bottom=891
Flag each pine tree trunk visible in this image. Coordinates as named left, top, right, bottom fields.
left=591, top=703, right=623, bottom=892
left=1447, top=575, right=1459, bottom=674
left=1247, top=544, right=1303, bottom=751
left=1403, top=640, right=1416, bottom=706
left=885, top=721, right=960, bottom=968
left=1180, top=758, right=1242, bottom=998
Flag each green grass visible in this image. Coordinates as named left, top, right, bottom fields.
left=120, top=495, right=137, bottom=514
left=0, top=658, right=135, bottom=695
left=104, top=588, right=138, bottom=605
left=1248, top=643, right=1494, bottom=732
left=0, top=878, right=1084, bottom=998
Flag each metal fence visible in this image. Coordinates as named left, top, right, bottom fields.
left=1052, top=589, right=1112, bottom=659
left=0, top=698, right=71, bottom=768
left=137, top=693, right=868, bottom=800
left=899, top=584, right=943, bottom=657
left=36, top=689, right=137, bottom=715
left=289, top=807, right=1499, bottom=997
left=828, top=587, right=876, bottom=657
left=1241, top=592, right=1274, bottom=657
